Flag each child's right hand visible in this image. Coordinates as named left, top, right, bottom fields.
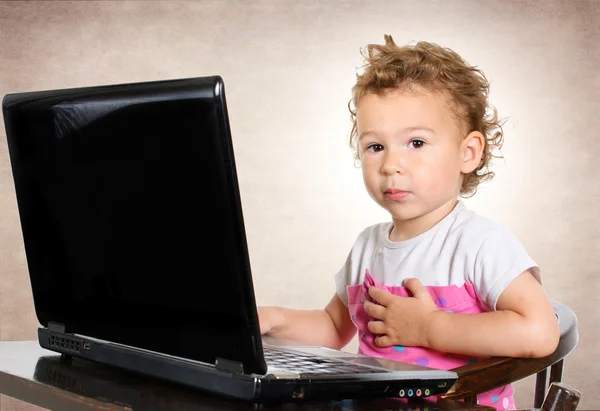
left=255, top=295, right=356, bottom=349
left=257, top=306, right=277, bottom=335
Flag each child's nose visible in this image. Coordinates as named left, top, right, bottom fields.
left=381, top=151, right=404, bottom=175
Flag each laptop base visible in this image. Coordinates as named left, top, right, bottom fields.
left=38, top=328, right=455, bottom=402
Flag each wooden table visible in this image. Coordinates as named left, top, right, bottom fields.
left=0, top=341, right=498, bottom=411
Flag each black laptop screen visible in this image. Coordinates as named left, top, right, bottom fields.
left=3, top=77, right=266, bottom=374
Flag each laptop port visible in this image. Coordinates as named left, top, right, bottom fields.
left=292, top=387, right=305, bottom=399
left=49, top=334, right=82, bottom=353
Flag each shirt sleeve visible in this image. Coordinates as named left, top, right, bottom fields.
left=334, top=251, right=353, bottom=307
left=471, top=225, right=541, bottom=311
left=333, top=225, right=379, bottom=307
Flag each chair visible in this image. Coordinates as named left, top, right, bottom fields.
left=441, top=301, right=579, bottom=409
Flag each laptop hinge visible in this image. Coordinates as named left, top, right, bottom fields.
left=48, top=322, right=66, bottom=333
left=215, top=357, right=244, bottom=374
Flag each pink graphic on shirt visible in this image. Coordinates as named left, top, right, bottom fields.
left=347, top=269, right=515, bottom=410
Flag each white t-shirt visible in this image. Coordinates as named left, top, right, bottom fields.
left=335, top=200, right=540, bottom=311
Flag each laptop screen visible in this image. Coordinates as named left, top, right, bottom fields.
left=3, top=76, right=267, bottom=374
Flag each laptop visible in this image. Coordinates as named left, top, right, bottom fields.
left=32, top=354, right=445, bottom=410
left=2, top=76, right=457, bottom=402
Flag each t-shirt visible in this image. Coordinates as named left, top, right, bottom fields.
left=334, top=200, right=540, bottom=311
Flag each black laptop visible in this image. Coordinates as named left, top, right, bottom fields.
left=2, top=76, right=457, bottom=402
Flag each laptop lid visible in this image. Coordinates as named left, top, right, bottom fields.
left=3, top=76, right=267, bottom=375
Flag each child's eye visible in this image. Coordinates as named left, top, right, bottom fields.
left=367, top=143, right=384, bottom=152
left=409, top=139, right=425, bottom=149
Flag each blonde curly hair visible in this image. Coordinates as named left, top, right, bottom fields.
left=348, top=35, right=504, bottom=197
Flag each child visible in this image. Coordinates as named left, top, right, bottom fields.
left=258, top=35, right=559, bottom=410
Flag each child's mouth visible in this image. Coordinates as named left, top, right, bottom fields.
left=385, top=189, right=410, bottom=201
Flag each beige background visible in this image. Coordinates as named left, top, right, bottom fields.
left=0, top=1, right=598, bottom=410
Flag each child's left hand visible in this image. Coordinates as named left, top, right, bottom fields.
left=364, top=278, right=438, bottom=348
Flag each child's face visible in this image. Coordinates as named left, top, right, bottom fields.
left=356, top=85, right=468, bottom=226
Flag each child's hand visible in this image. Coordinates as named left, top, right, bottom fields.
left=257, top=306, right=277, bottom=335
left=364, top=278, right=438, bottom=348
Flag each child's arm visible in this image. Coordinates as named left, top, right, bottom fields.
left=365, top=270, right=559, bottom=358
left=258, top=293, right=357, bottom=350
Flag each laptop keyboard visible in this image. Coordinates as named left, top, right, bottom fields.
left=263, top=346, right=384, bottom=376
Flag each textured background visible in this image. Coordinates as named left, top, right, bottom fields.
left=0, top=1, right=598, bottom=409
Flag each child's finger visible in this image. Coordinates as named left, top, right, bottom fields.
left=368, top=286, right=393, bottom=306
left=367, top=320, right=386, bottom=335
left=374, top=334, right=392, bottom=347
left=403, top=277, right=430, bottom=300
left=363, top=300, right=386, bottom=319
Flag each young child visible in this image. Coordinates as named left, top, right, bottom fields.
left=258, top=35, right=559, bottom=410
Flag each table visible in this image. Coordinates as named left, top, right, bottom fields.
left=0, top=341, right=497, bottom=411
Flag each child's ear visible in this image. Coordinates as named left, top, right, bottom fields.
left=460, top=131, right=485, bottom=174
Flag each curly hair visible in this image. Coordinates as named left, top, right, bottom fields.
left=348, top=35, right=504, bottom=197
